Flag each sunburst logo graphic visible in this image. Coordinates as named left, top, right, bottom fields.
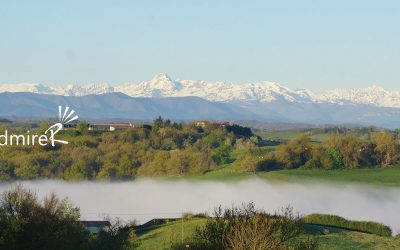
left=43, top=106, right=80, bottom=146
left=58, top=106, right=79, bottom=126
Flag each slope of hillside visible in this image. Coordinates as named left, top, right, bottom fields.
left=136, top=217, right=400, bottom=250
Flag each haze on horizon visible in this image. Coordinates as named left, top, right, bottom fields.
left=1, top=1, right=399, bottom=91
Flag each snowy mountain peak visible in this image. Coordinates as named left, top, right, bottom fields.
left=319, top=85, right=400, bottom=108
left=0, top=83, right=54, bottom=94
left=60, top=83, right=113, bottom=96
left=1, top=75, right=399, bottom=108
left=151, top=73, right=172, bottom=82
left=147, top=73, right=181, bottom=92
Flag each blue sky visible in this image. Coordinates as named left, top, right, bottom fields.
left=0, top=0, right=399, bottom=90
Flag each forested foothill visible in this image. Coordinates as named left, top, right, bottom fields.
left=0, top=117, right=399, bottom=180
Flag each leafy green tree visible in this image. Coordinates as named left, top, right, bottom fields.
left=326, top=148, right=343, bottom=168
left=212, top=144, right=232, bottom=165
left=0, top=185, right=89, bottom=250
left=0, top=160, right=15, bottom=181
left=324, top=134, right=361, bottom=169
left=249, top=135, right=262, bottom=145
left=0, top=185, right=140, bottom=249
left=371, top=132, right=398, bottom=167
left=152, top=116, right=165, bottom=131
left=64, top=163, right=89, bottom=180
left=226, top=124, right=253, bottom=138
left=14, top=158, right=40, bottom=179
left=71, top=135, right=99, bottom=147
left=203, top=134, right=222, bottom=148
left=90, top=218, right=139, bottom=250
left=304, top=146, right=336, bottom=169
left=76, top=121, right=89, bottom=135
left=275, top=135, right=312, bottom=169
left=137, top=151, right=170, bottom=176
left=394, top=128, right=400, bottom=138
left=38, top=120, right=50, bottom=134
left=237, top=153, right=260, bottom=172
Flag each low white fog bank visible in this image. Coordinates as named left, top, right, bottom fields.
left=1, top=178, right=399, bottom=234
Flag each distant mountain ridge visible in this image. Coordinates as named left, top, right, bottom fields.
left=0, top=92, right=258, bottom=121
left=1, top=73, right=400, bottom=108
left=0, top=92, right=399, bottom=129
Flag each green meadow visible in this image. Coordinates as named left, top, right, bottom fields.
left=162, top=167, right=400, bottom=186
left=257, top=167, right=400, bottom=186
left=136, top=217, right=400, bottom=250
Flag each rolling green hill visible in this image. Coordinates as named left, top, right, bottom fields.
left=171, top=167, right=400, bottom=186
left=136, top=217, right=400, bottom=250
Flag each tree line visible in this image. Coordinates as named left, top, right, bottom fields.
left=0, top=118, right=258, bottom=180
left=242, top=132, right=400, bottom=172
left=0, top=117, right=399, bottom=180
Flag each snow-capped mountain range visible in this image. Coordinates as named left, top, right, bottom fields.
left=1, top=73, right=399, bottom=108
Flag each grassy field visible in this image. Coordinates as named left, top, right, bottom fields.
left=136, top=217, right=400, bottom=250
left=257, top=167, right=400, bottom=186
left=296, top=231, right=400, bottom=250
left=165, top=167, right=400, bottom=186
left=256, top=130, right=331, bottom=143
left=136, top=218, right=207, bottom=250
left=255, top=129, right=374, bottom=144
left=256, top=130, right=308, bottom=141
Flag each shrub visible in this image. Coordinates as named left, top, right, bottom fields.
left=182, top=213, right=194, bottom=220
left=304, top=213, right=392, bottom=236
left=173, top=203, right=318, bottom=250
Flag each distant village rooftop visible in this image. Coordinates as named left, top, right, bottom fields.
left=88, top=123, right=135, bottom=131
